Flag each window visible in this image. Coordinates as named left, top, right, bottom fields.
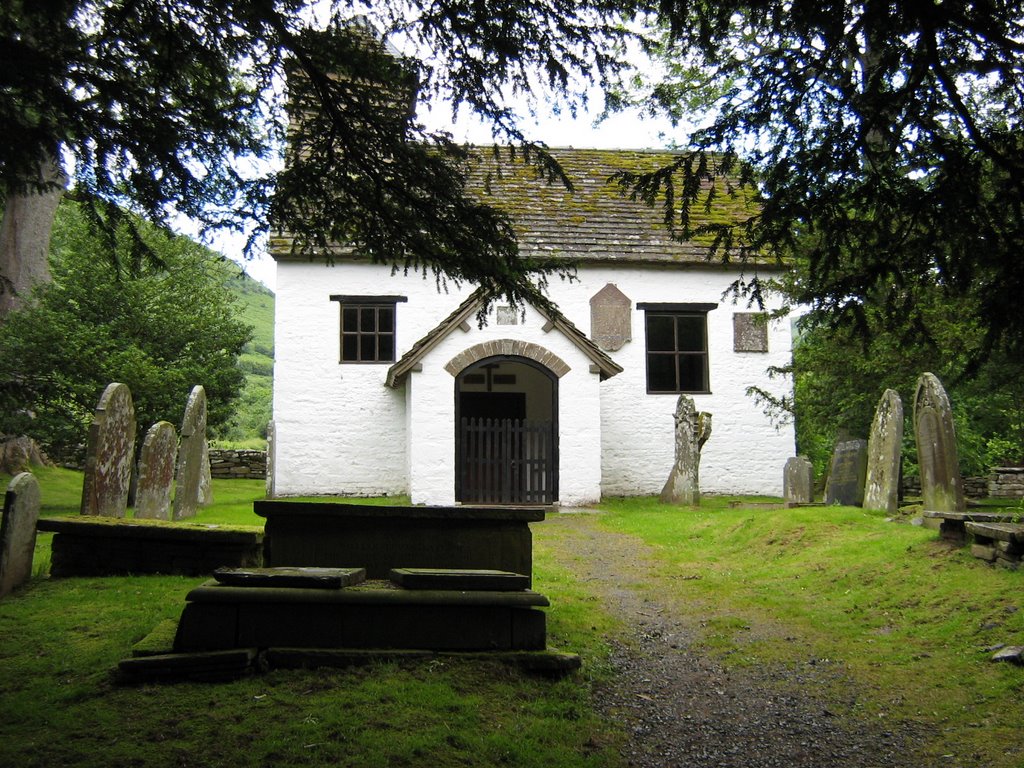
left=330, top=295, right=407, bottom=363
left=639, top=303, right=715, bottom=393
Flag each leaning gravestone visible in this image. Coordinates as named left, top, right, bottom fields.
left=135, top=421, right=177, bottom=520
left=1, top=473, right=41, bottom=597
left=198, top=438, right=213, bottom=507
left=173, top=385, right=208, bottom=521
left=825, top=439, right=868, bottom=506
left=80, top=382, right=136, bottom=517
left=863, top=389, right=904, bottom=514
left=784, top=456, right=815, bottom=505
left=914, top=372, right=966, bottom=512
left=660, top=395, right=712, bottom=506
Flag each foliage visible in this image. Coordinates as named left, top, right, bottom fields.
left=619, top=2, right=1024, bottom=359
left=1, top=0, right=640, bottom=311
left=0, top=200, right=250, bottom=462
left=749, top=283, right=1024, bottom=477
left=217, top=270, right=274, bottom=444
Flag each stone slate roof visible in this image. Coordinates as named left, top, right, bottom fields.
left=386, top=288, right=623, bottom=388
left=466, top=147, right=767, bottom=266
left=271, top=146, right=777, bottom=268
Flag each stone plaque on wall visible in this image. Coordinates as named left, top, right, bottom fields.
left=590, top=283, right=632, bottom=351
left=733, top=313, right=769, bottom=353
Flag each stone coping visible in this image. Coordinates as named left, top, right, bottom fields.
left=922, top=510, right=1022, bottom=523
left=37, top=516, right=263, bottom=544
left=184, top=579, right=550, bottom=607
left=254, top=500, right=546, bottom=522
left=965, top=522, right=1024, bottom=544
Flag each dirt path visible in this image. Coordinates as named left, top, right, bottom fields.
left=540, top=512, right=924, bottom=768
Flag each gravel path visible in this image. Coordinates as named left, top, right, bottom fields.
left=541, top=512, right=925, bottom=768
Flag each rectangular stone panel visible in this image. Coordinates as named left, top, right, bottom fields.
left=389, top=568, right=530, bottom=591
left=213, top=567, right=366, bottom=589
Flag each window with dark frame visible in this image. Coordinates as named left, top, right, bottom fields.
left=639, top=303, right=715, bottom=393
left=330, top=295, right=407, bottom=363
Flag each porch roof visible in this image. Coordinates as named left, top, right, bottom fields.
left=385, top=289, right=623, bottom=388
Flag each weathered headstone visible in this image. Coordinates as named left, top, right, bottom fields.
left=135, top=421, right=177, bottom=520
left=914, top=372, right=966, bottom=512
left=1, top=473, right=41, bottom=597
left=80, top=382, right=136, bottom=517
left=863, top=389, right=904, bottom=513
left=265, top=420, right=276, bottom=499
left=173, top=385, right=208, bottom=521
left=825, top=439, right=868, bottom=506
left=589, top=283, right=632, bottom=351
left=199, top=438, right=213, bottom=507
left=660, top=395, right=712, bottom=506
left=783, top=456, right=815, bottom=505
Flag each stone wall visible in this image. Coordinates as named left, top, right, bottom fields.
left=272, top=260, right=796, bottom=503
left=902, top=475, right=990, bottom=499
left=989, top=467, right=1024, bottom=499
left=208, top=449, right=266, bottom=480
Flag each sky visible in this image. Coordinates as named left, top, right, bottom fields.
left=224, top=97, right=680, bottom=291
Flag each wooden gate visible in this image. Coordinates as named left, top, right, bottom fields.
left=458, top=417, right=555, bottom=505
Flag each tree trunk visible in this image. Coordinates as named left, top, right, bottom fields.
left=0, top=154, right=65, bottom=319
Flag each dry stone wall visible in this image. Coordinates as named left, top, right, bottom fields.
left=209, top=449, right=267, bottom=480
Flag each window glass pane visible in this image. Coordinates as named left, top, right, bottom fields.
left=647, top=354, right=677, bottom=392
left=342, top=335, right=358, bottom=361
left=377, top=333, right=394, bottom=362
left=360, top=334, right=376, bottom=361
left=360, top=307, right=377, bottom=332
left=676, top=316, right=706, bottom=352
left=378, top=306, right=394, bottom=331
left=647, top=315, right=676, bottom=351
left=342, top=307, right=358, bottom=332
left=678, top=354, right=707, bottom=391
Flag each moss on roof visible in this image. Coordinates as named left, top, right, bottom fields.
left=465, top=147, right=764, bottom=266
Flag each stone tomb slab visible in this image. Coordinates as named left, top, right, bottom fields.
left=213, top=566, right=366, bottom=590
left=173, top=580, right=550, bottom=653
left=255, top=500, right=543, bottom=584
left=389, top=568, right=530, bottom=591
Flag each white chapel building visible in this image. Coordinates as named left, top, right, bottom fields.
left=269, top=148, right=796, bottom=506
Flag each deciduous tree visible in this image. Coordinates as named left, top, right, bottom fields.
left=0, top=201, right=250, bottom=462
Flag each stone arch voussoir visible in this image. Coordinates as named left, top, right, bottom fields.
left=445, top=339, right=571, bottom=378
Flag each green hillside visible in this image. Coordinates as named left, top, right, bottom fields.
left=215, top=262, right=274, bottom=446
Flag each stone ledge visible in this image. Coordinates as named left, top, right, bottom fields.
left=37, top=517, right=263, bottom=545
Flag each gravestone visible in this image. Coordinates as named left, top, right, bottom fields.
left=863, top=389, right=904, bottom=513
left=173, top=385, right=208, bottom=521
left=199, top=438, right=213, bottom=507
left=660, top=395, right=712, bottom=506
left=265, top=420, right=276, bottom=498
left=1, top=473, right=41, bottom=597
left=783, top=456, right=815, bottom=505
left=135, top=421, right=177, bottom=520
left=825, top=439, right=868, bottom=506
left=914, top=372, right=966, bottom=512
left=80, top=382, right=136, bottom=517
left=589, top=283, right=632, bottom=351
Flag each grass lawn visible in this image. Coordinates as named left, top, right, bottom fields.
left=2, top=470, right=1023, bottom=766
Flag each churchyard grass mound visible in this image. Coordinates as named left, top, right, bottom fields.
left=593, top=496, right=1024, bottom=767
left=3, top=471, right=1024, bottom=766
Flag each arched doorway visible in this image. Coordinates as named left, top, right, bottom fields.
left=455, top=355, right=558, bottom=505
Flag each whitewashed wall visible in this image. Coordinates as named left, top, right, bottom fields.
left=272, top=259, right=795, bottom=501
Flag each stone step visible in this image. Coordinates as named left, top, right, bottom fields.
left=174, top=580, right=550, bottom=653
